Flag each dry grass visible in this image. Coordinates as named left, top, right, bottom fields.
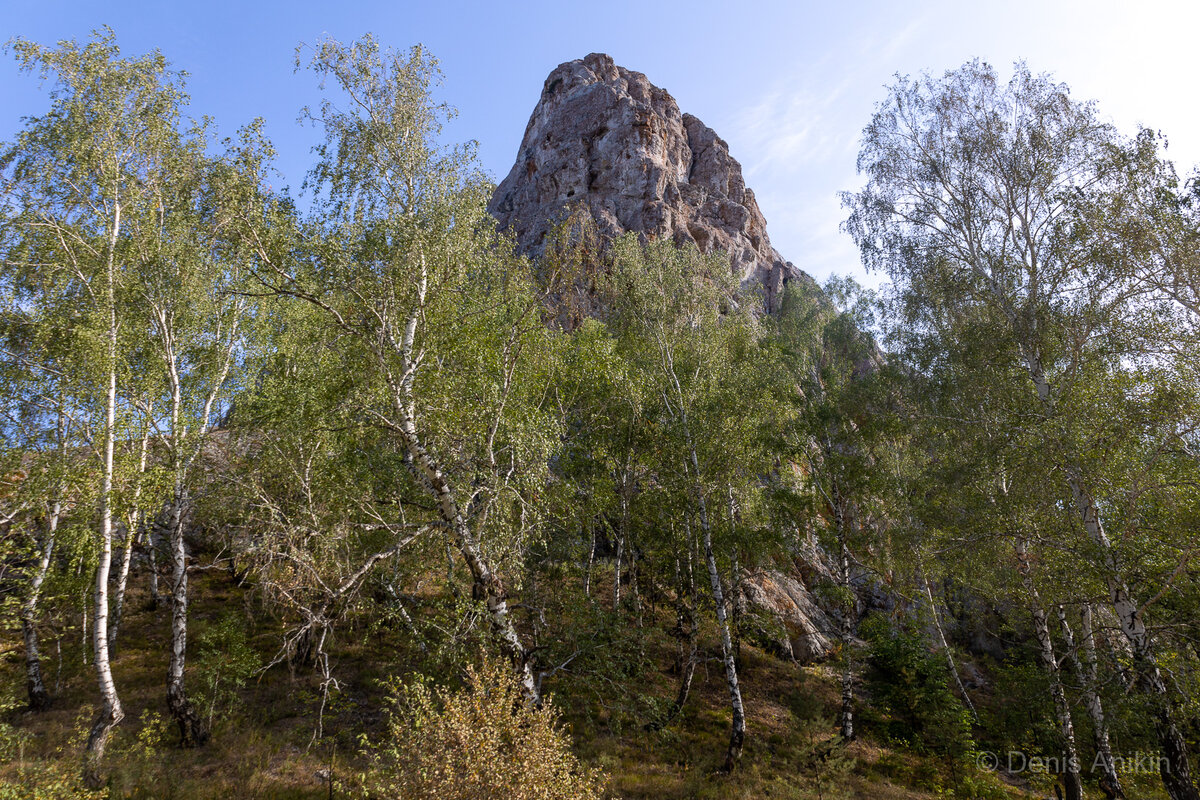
left=0, top=562, right=1046, bottom=799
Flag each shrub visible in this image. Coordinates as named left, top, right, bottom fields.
left=352, top=656, right=606, bottom=800
left=861, top=616, right=974, bottom=760
left=194, top=614, right=261, bottom=732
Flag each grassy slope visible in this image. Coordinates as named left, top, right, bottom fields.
left=0, top=564, right=1095, bottom=799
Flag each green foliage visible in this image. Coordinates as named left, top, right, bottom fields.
left=105, top=711, right=175, bottom=798
left=0, top=699, right=103, bottom=799
left=794, top=716, right=855, bottom=800
left=194, top=614, right=262, bottom=732
left=5, top=25, right=1199, bottom=800
left=0, top=776, right=103, bottom=800
left=860, top=616, right=974, bottom=760
left=0, top=695, right=34, bottom=778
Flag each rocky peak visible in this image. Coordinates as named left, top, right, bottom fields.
left=488, top=53, right=813, bottom=314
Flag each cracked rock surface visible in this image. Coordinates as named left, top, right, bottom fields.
left=489, top=53, right=814, bottom=313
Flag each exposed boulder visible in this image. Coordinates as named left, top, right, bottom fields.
left=737, top=568, right=836, bottom=664
left=489, top=53, right=814, bottom=314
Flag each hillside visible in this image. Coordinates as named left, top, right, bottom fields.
left=3, top=32, right=1199, bottom=800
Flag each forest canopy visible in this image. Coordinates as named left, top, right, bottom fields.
left=1, top=31, right=1199, bottom=800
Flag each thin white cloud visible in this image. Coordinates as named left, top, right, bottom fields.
left=720, top=18, right=930, bottom=283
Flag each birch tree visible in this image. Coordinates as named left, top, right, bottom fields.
left=128, top=119, right=271, bottom=746
left=845, top=59, right=1200, bottom=800
left=1, top=30, right=197, bottom=779
left=0, top=268, right=80, bottom=712
left=775, top=277, right=887, bottom=743
left=604, top=236, right=783, bottom=771
left=246, top=36, right=560, bottom=704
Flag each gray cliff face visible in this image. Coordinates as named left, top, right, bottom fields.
left=488, top=53, right=812, bottom=313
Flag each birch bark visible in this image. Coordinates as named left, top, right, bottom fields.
left=1021, top=348, right=1196, bottom=800
left=22, top=504, right=58, bottom=710
left=920, top=565, right=978, bottom=723
left=109, top=419, right=150, bottom=652
left=1059, top=603, right=1124, bottom=799
left=86, top=199, right=125, bottom=780
left=1014, top=538, right=1082, bottom=800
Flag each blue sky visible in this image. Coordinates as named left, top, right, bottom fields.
left=4, top=0, right=1198, bottom=284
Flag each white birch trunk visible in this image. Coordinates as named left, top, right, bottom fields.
left=1059, top=603, right=1124, bottom=799
left=395, top=398, right=538, bottom=703
left=691, top=447, right=745, bottom=772
left=838, top=536, right=855, bottom=741
left=1020, top=347, right=1198, bottom=800
left=828, top=478, right=857, bottom=741
left=86, top=200, right=125, bottom=781
left=658, top=334, right=745, bottom=771
left=1015, top=538, right=1082, bottom=800
left=583, top=525, right=596, bottom=598
left=612, top=517, right=623, bottom=610
left=109, top=420, right=150, bottom=652
left=727, top=489, right=742, bottom=667
left=146, top=525, right=161, bottom=608
left=1070, top=467, right=1196, bottom=799
left=921, top=567, right=978, bottom=723
left=163, top=345, right=206, bottom=745
left=164, top=482, right=206, bottom=745
left=108, top=522, right=135, bottom=654
left=387, top=258, right=539, bottom=704
left=22, top=503, right=58, bottom=711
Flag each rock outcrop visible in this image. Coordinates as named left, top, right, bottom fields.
left=737, top=569, right=836, bottom=664
left=489, top=53, right=813, bottom=313
left=488, top=54, right=891, bottom=665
